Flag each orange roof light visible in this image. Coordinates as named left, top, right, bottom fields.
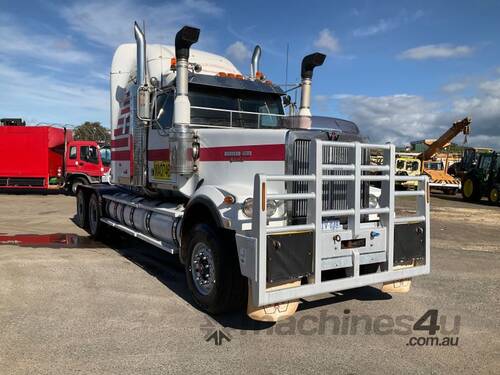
left=255, top=71, right=263, bottom=79
left=170, top=57, right=177, bottom=69
left=217, top=72, right=227, bottom=77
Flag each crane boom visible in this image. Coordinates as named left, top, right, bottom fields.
left=418, top=117, right=471, bottom=161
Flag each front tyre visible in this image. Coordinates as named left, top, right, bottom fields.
left=462, top=176, right=481, bottom=202
left=185, top=224, right=247, bottom=314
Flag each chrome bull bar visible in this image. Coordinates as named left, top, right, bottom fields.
left=237, top=139, right=430, bottom=307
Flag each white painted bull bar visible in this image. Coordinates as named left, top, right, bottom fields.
left=249, top=139, right=430, bottom=307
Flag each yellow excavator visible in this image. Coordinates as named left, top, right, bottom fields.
left=418, top=117, right=471, bottom=194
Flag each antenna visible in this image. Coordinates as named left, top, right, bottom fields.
left=285, top=43, right=289, bottom=89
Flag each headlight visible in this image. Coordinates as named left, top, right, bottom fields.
left=242, top=198, right=278, bottom=218
left=369, top=193, right=379, bottom=208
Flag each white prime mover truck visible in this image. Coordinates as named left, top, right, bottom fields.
left=75, top=23, right=430, bottom=321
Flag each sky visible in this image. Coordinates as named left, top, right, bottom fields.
left=1, top=0, right=499, bottom=148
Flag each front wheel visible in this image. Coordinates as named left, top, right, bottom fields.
left=462, top=176, right=481, bottom=202
left=185, top=224, right=247, bottom=314
left=68, top=177, right=87, bottom=195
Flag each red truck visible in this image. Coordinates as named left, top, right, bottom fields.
left=0, top=124, right=111, bottom=193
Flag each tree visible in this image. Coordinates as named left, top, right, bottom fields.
left=73, top=121, right=110, bottom=145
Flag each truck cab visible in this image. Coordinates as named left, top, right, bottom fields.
left=75, top=24, right=430, bottom=321
left=65, top=141, right=111, bottom=194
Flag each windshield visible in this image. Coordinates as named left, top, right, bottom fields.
left=189, top=86, right=284, bottom=128
left=425, top=161, right=444, bottom=170
left=100, top=147, right=111, bottom=166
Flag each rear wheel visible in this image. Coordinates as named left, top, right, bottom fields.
left=462, top=176, right=481, bottom=202
left=88, top=194, right=105, bottom=239
left=488, top=186, right=499, bottom=205
left=75, top=190, right=88, bottom=229
left=185, top=224, right=247, bottom=314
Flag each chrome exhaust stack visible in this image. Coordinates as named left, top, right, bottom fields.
left=298, top=53, right=326, bottom=117
left=134, top=22, right=146, bottom=86
left=133, top=22, right=148, bottom=186
left=250, top=45, right=261, bottom=79
left=170, top=26, right=200, bottom=175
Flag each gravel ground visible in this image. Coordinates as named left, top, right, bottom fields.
left=0, top=192, right=499, bottom=374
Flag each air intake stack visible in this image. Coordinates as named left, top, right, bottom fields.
left=170, top=26, right=200, bottom=175
left=298, top=53, right=326, bottom=117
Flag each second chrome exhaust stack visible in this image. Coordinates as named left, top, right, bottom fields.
left=250, top=45, right=261, bottom=79
left=298, top=52, right=326, bottom=117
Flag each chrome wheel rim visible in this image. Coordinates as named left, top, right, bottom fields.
left=190, top=242, right=215, bottom=296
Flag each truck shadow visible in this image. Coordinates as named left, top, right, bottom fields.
left=100, top=229, right=392, bottom=331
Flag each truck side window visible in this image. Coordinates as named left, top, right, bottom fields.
left=69, top=146, right=77, bottom=159
left=80, top=146, right=99, bottom=164
left=154, top=92, right=174, bottom=129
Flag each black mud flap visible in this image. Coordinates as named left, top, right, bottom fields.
left=266, top=231, right=314, bottom=283
left=394, top=223, right=426, bottom=266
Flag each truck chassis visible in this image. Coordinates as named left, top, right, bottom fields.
left=77, top=139, right=429, bottom=310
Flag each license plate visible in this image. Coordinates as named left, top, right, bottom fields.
left=322, top=219, right=342, bottom=230
left=152, top=161, right=170, bottom=180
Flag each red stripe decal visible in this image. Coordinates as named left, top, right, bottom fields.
left=121, top=107, right=130, bottom=114
left=111, top=150, right=131, bottom=160
left=111, top=138, right=128, bottom=148
left=148, top=149, right=170, bottom=161
left=117, top=118, right=124, bottom=125
left=199, top=144, right=285, bottom=162
left=113, top=128, right=123, bottom=136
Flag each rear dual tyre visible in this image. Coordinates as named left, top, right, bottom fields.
left=75, top=191, right=105, bottom=239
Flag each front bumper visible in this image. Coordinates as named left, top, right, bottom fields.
left=236, top=140, right=430, bottom=307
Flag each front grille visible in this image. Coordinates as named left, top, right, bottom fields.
left=288, top=139, right=368, bottom=224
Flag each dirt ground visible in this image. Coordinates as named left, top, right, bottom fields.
left=0, top=192, right=499, bottom=374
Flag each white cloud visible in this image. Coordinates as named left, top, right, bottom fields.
left=0, top=61, right=108, bottom=125
left=0, top=14, right=92, bottom=64
left=442, top=82, right=467, bottom=93
left=331, top=76, right=500, bottom=149
left=60, top=0, right=223, bottom=48
left=353, top=19, right=395, bottom=37
left=314, top=28, right=340, bottom=54
left=353, top=10, right=424, bottom=37
left=225, top=41, right=251, bottom=63
left=478, top=79, right=500, bottom=96
left=398, top=44, right=474, bottom=60
left=335, top=94, right=443, bottom=145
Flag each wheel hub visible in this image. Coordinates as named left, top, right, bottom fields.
left=191, top=243, right=215, bottom=296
